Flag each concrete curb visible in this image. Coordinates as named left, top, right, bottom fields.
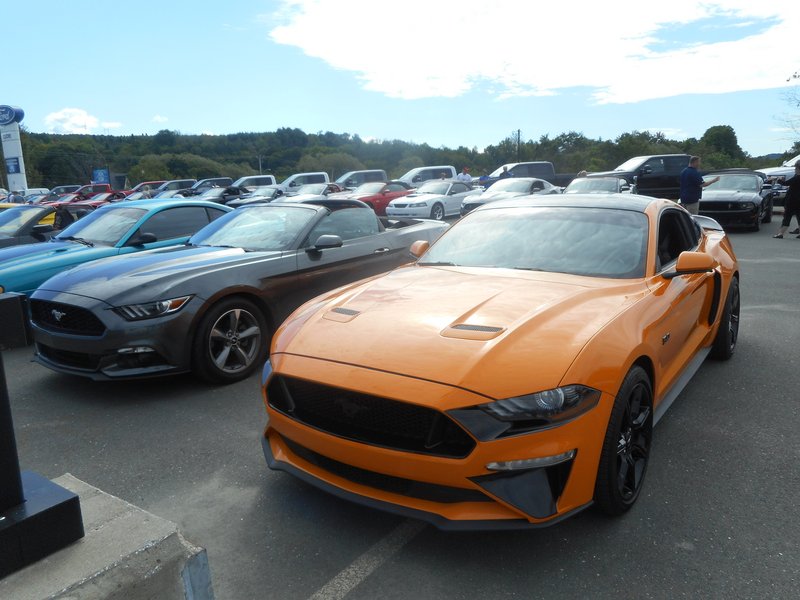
left=0, top=474, right=213, bottom=599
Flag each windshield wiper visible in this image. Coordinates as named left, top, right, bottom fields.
left=57, top=236, right=94, bottom=247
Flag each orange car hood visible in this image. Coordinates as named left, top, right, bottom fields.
left=277, top=265, right=645, bottom=399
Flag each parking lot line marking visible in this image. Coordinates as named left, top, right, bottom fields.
left=308, top=519, right=427, bottom=600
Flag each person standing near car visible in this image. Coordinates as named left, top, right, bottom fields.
left=773, top=163, right=800, bottom=238
left=679, top=156, right=719, bottom=215
left=456, top=167, right=472, bottom=183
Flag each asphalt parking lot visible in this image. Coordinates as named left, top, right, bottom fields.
left=5, top=214, right=800, bottom=599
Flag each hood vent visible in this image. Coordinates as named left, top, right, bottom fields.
left=442, top=323, right=506, bottom=341
left=323, top=306, right=361, bottom=322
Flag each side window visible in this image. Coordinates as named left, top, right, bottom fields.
left=450, top=183, right=466, bottom=194
left=387, top=183, right=403, bottom=192
left=206, top=207, right=228, bottom=222
left=309, top=174, right=325, bottom=184
left=532, top=180, right=544, bottom=191
left=664, top=156, right=689, bottom=173
left=304, top=208, right=380, bottom=245
left=656, top=209, right=694, bottom=270
left=136, top=206, right=212, bottom=241
left=643, top=158, right=665, bottom=174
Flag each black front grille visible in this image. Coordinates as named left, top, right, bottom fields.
left=268, top=376, right=476, bottom=458
left=37, top=343, right=102, bottom=370
left=30, top=299, right=106, bottom=336
left=282, top=435, right=489, bottom=504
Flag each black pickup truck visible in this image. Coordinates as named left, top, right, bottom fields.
left=586, top=154, right=690, bottom=199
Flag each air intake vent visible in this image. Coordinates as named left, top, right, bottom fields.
left=451, top=324, right=503, bottom=333
left=331, top=307, right=360, bottom=316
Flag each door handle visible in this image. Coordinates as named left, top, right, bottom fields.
left=373, top=248, right=390, bottom=254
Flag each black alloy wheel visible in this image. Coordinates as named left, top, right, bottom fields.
left=192, top=297, right=269, bottom=383
left=710, top=276, right=740, bottom=360
left=594, top=366, right=653, bottom=515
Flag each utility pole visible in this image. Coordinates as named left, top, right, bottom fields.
left=516, top=129, right=521, bottom=162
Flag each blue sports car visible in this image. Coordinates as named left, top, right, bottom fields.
left=0, top=198, right=232, bottom=295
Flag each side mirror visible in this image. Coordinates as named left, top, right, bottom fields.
left=663, top=251, right=718, bottom=279
left=640, top=166, right=653, bottom=175
left=410, top=240, right=429, bottom=257
left=310, top=234, right=343, bottom=251
left=132, top=232, right=158, bottom=246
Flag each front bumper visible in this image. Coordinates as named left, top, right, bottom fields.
left=386, top=207, right=428, bottom=218
left=699, top=203, right=760, bottom=227
left=262, top=354, right=612, bottom=529
left=29, top=289, right=198, bottom=380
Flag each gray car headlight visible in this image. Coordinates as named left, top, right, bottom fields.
left=408, top=201, right=429, bottom=207
left=448, top=385, right=600, bottom=441
left=114, top=295, right=193, bottom=321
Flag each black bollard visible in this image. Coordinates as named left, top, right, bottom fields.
left=0, top=292, right=84, bottom=579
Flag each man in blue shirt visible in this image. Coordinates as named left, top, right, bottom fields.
left=679, top=156, right=719, bottom=214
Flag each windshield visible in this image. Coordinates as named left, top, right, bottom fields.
left=613, top=156, right=649, bottom=171
left=488, top=179, right=534, bottom=193
left=704, top=174, right=759, bottom=192
left=199, top=188, right=226, bottom=199
left=565, top=178, right=620, bottom=193
left=0, top=206, right=49, bottom=235
left=421, top=206, right=648, bottom=279
left=353, top=182, right=385, bottom=194
left=56, top=206, right=146, bottom=246
left=417, top=181, right=449, bottom=195
left=295, top=183, right=327, bottom=195
left=488, top=164, right=515, bottom=177
left=189, top=205, right=318, bottom=251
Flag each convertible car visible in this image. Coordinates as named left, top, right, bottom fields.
left=260, top=194, right=740, bottom=530
left=0, top=198, right=231, bottom=295
left=29, top=199, right=449, bottom=384
left=698, top=170, right=773, bottom=230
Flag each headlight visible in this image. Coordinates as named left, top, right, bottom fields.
left=448, top=385, right=600, bottom=441
left=114, top=295, right=192, bottom=321
left=408, top=201, right=428, bottom=208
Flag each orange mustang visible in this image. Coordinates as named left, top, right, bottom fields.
left=261, top=195, right=739, bottom=530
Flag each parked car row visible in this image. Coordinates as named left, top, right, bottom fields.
left=5, top=171, right=746, bottom=532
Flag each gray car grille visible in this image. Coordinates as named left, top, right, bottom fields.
left=30, top=299, right=106, bottom=336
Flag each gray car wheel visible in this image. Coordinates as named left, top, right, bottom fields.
left=192, top=297, right=269, bottom=383
left=430, top=202, right=445, bottom=220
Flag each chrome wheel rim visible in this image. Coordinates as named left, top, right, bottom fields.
left=207, top=308, right=262, bottom=374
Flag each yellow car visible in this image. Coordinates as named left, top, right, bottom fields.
left=261, top=195, right=739, bottom=529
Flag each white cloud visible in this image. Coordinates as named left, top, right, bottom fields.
left=43, top=108, right=99, bottom=134
left=152, top=115, right=168, bottom=123
left=264, top=0, right=800, bottom=104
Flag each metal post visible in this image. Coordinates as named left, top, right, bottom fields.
left=0, top=351, right=24, bottom=511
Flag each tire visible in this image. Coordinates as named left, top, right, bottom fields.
left=192, top=297, right=269, bottom=383
left=761, top=198, right=773, bottom=224
left=594, top=365, right=653, bottom=516
left=430, top=203, right=445, bottom=221
left=751, top=216, right=760, bottom=232
left=709, top=276, right=739, bottom=360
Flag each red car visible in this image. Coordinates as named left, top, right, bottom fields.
left=330, top=181, right=414, bottom=216
left=45, top=191, right=126, bottom=208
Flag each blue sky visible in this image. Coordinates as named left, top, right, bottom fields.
left=7, top=0, right=800, bottom=159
